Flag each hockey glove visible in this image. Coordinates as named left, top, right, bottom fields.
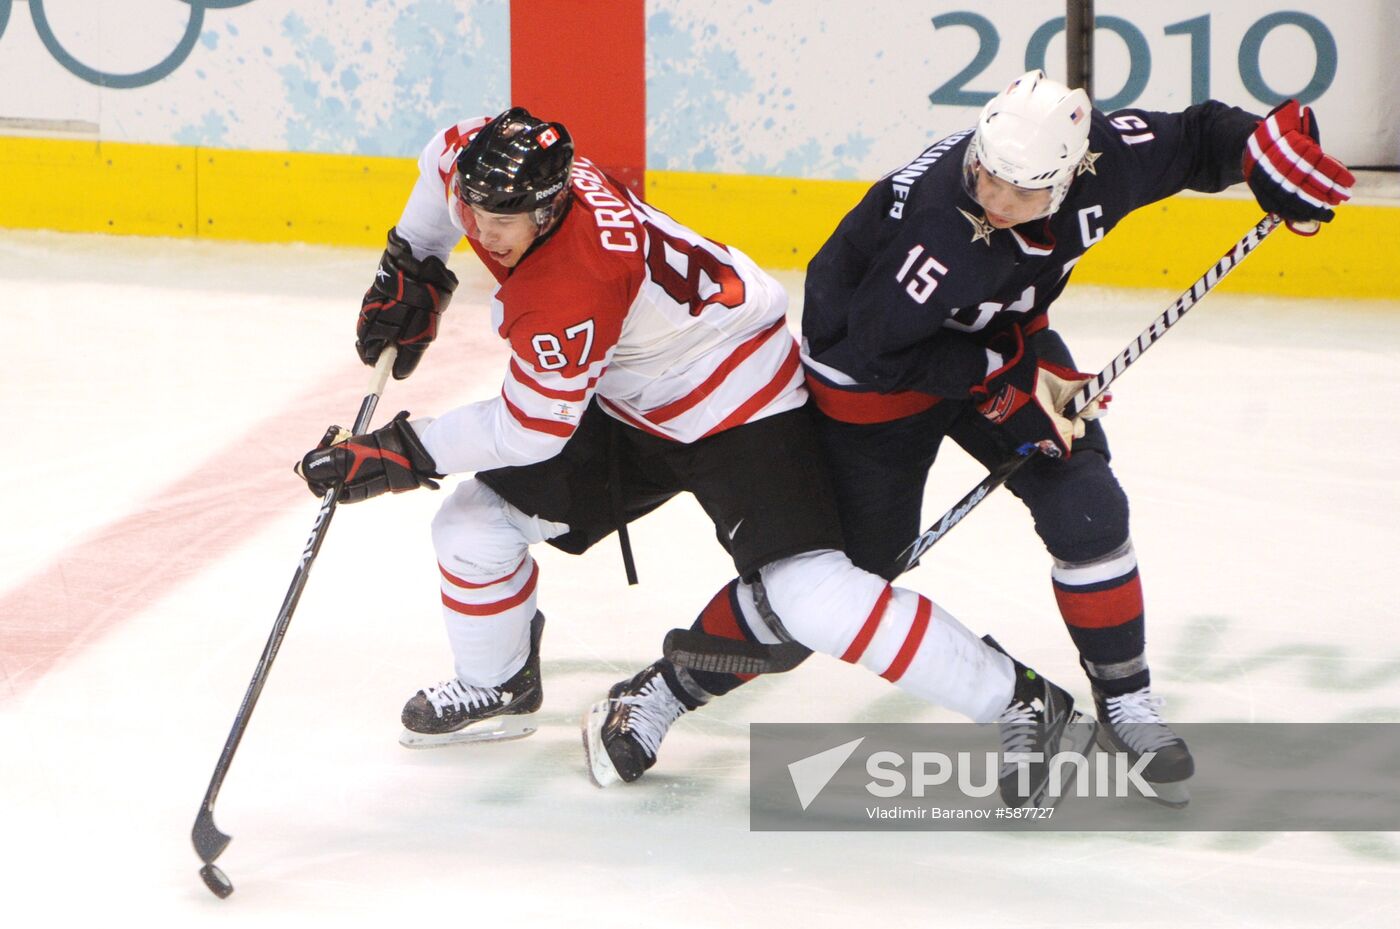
left=356, top=228, right=459, bottom=379
left=1243, top=100, right=1354, bottom=235
left=969, top=326, right=1098, bottom=459
left=295, top=411, right=443, bottom=503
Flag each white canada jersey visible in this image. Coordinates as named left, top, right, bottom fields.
left=393, top=117, right=805, bottom=475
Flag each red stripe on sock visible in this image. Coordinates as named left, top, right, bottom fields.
left=840, top=584, right=892, bottom=663
left=442, top=561, right=539, bottom=616
left=698, top=584, right=744, bottom=640
left=697, top=582, right=756, bottom=681
left=439, top=556, right=527, bottom=589
left=1054, top=575, right=1144, bottom=629
left=880, top=595, right=932, bottom=682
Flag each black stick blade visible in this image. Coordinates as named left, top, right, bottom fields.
left=192, top=807, right=231, bottom=863
left=663, top=628, right=810, bottom=674
left=199, top=863, right=234, bottom=899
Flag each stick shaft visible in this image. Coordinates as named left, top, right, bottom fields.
left=896, top=215, right=1280, bottom=573
left=193, top=348, right=396, bottom=863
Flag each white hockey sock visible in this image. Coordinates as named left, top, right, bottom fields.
left=438, top=554, right=539, bottom=686
left=760, top=550, right=1014, bottom=722
left=430, top=479, right=568, bottom=687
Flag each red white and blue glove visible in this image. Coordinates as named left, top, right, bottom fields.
left=356, top=228, right=459, bottom=380
left=1243, top=100, right=1354, bottom=236
left=295, top=411, right=442, bottom=503
left=969, top=326, right=1104, bottom=459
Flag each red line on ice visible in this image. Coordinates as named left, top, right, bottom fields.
left=0, top=336, right=495, bottom=704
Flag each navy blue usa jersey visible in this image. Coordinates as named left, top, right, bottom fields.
left=802, top=101, right=1259, bottom=416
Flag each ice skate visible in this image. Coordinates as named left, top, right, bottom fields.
left=582, top=662, right=691, bottom=787
left=985, top=636, right=1097, bottom=809
left=1093, top=685, right=1194, bottom=808
left=399, top=612, right=545, bottom=748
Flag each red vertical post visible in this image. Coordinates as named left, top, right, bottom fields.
left=510, top=0, right=646, bottom=197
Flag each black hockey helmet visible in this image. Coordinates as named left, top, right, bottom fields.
left=452, top=107, right=574, bottom=231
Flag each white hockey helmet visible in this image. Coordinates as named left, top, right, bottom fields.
left=963, top=70, right=1092, bottom=218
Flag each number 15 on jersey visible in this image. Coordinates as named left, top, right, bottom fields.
left=895, top=245, right=948, bottom=304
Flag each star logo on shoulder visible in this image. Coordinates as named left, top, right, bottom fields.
left=958, top=207, right=995, bottom=246
left=375, top=267, right=390, bottom=282
left=1077, top=150, right=1102, bottom=176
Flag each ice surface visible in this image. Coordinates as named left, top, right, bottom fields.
left=2, top=229, right=1398, bottom=926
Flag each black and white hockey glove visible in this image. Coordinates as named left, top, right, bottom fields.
left=295, top=411, right=442, bottom=503
left=356, top=228, right=459, bottom=380
left=969, top=326, right=1101, bottom=459
left=1243, top=100, right=1354, bottom=235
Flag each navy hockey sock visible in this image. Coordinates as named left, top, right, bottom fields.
left=683, top=580, right=759, bottom=696
left=1052, top=559, right=1149, bottom=696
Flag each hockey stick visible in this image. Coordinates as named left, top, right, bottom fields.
left=191, top=346, right=398, bottom=899
left=663, top=628, right=810, bottom=674
left=667, top=214, right=1281, bottom=675
left=895, top=213, right=1281, bottom=572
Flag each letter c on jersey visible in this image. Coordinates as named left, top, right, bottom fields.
left=1078, top=205, right=1106, bottom=248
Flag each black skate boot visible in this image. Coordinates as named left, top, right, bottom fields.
left=581, top=661, right=704, bottom=787
left=399, top=611, right=545, bottom=748
left=985, top=636, right=1098, bottom=809
left=1093, top=685, right=1194, bottom=808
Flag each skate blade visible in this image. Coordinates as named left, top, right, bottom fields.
left=581, top=700, right=621, bottom=788
left=398, top=714, right=538, bottom=749
left=1058, top=713, right=1099, bottom=757
left=1091, top=727, right=1192, bottom=808
left=1139, top=779, right=1190, bottom=809
left=1036, top=712, right=1099, bottom=810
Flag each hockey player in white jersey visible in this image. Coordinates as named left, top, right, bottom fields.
left=296, top=107, right=1097, bottom=807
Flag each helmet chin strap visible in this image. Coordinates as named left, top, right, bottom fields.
left=519, top=193, right=575, bottom=260
left=963, top=155, right=1067, bottom=224
left=1044, top=171, right=1077, bottom=216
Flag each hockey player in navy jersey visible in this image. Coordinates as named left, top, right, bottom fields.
left=592, top=72, right=1352, bottom=806
left=296, top=106, right=1103, bottom=809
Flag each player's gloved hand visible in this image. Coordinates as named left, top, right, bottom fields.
left=357, top=228, right=459, bottom=379
left=1243, top=99, right=1354, bottom=236
left=969, top=326, right=1097, bottom=459
left=295, top=411, right=442, bottom=503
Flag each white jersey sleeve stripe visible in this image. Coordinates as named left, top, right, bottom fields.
left=508, top=356, right=601, bottom=402
left=413, top=396, right=572, bottom=473
left=501, top=393, right=578, bottom=438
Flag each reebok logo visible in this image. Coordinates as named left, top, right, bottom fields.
left=787, top=737, right=864, bottom=810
